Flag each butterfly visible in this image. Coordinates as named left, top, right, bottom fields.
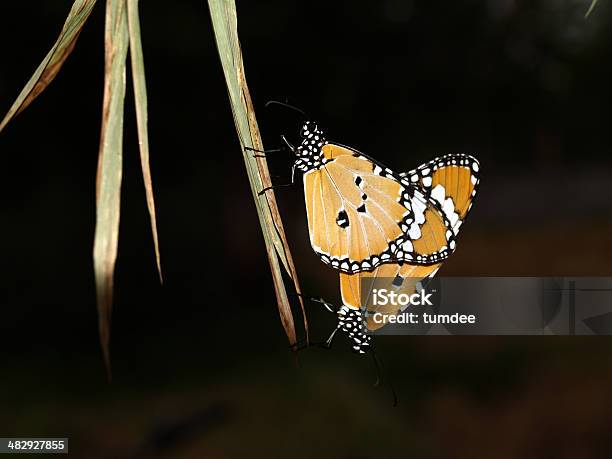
left=286, top=118, right=480, bottom=274
left=312, top=151, right=479, bottom=353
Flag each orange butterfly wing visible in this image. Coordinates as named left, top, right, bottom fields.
left=400, top=153, right=480, bottom=236
left=303, top=146, right=479, bottom=272
left=303, top=145, right=409, bottom=272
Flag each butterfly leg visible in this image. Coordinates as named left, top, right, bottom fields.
left=323, top=327, right=340, bottom=348
left=257, top=182, right=294, bottom=195
left=245, top=135, right=294, bottom=158
left=257, top=166, right=296, bottom=195
left=289, top=336, right=338, bottom=352
left=244, top=146, right=285, bottom=158
left=309, top=297, right=337, bottom=313
left=289, top=293, right=337, bottom=313
left=289, top=293, right=338, bottom=314
left=290, top=325, right=340, bottom=352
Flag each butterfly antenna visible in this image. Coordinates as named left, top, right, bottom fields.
left=265, top=100, right=310, bottom=119
left=281, top=135, right=295, bottom=152
left=372, top=348, right=398, bottom=407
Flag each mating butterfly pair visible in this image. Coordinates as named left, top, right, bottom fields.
left=267, top=109, right=480, bottom=354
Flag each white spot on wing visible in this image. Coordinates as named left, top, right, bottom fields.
left=453, top=220, right=463, bottom=234
left=412, top=198, right=426, bottom=225
left=442, top=197, right=455, bottom=219
left=431, top=185, right=446, bottom=204
left=408, top=223, right=421, bottom=240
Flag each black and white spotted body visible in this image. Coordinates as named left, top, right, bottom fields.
left=337, top=305, right=372, bottom=354
left=294, top=121, right=328, bottom=173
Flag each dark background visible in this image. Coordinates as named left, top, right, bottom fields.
left=1, top=0, right=612, bottom=457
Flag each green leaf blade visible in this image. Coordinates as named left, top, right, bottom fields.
left=208, top=0, right=308, bottom=347
left=126, top=0, right=162, bottom=283
left=0, top=0, right=98, bottom=132
left=94, top=0, right=130, bottom=378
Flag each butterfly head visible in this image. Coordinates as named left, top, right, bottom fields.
left=293, top=121, right=327, bottom=172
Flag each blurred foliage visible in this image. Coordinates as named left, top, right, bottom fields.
left=586, top=0, right=599, bottom=17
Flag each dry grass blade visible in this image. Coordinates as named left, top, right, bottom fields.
left=127, top=0, right=162, bottom=282
left=208, top=0, right=308, bottom=347
left=585, top=0, right=598, bottom=17
left=94, top=0, right=130, bottom=378
left=0, top=0, right=97, bottom=132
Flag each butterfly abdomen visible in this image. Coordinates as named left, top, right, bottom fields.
left=337, top=305, right=372, bottom=354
